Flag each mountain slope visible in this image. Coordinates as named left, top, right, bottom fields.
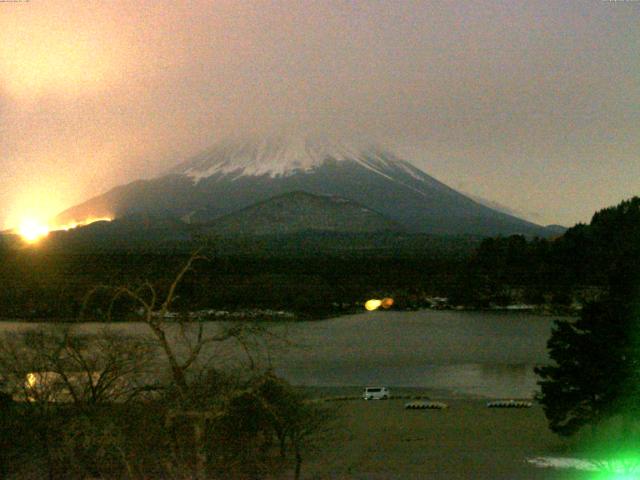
left=56, top=136, right=549, bottom=236
left=46, top=214, right=192, bottom=250
left=203, top=191, right=402, bottom=235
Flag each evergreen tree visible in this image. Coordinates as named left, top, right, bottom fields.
left=536, top=263, right=640, bottom=436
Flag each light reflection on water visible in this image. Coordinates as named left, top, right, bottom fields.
left=0, top=310, right=557, bottom=398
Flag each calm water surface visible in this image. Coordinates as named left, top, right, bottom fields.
left=0, top=310, right=558, bottom=398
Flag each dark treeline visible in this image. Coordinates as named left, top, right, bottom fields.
left=0, top=237, right=473, bottom=320
left=533, top=199, right=640, bottom=446
left=456, top=196, right=640, bottom=307
left=0, top=196, right=638, bottom=320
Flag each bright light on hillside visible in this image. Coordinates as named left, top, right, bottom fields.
left=18, top=219, right=49, bottom=243
left=56, top=216, right=113, bottom=231
left=11, top=215, right=113, bottom=245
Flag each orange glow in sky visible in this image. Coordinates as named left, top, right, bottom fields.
left=0, top=4, right=122, bottom=99
left=0, top=1, right=638, bottom=231
left=3, top=180, right=114, bottom=244
left=4, top=189, right=68, bottom=234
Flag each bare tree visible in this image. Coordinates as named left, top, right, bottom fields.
left=250, top=373, right=336, bottom=480
left=0, top=325, right=155, bottom=406
left=0, top=325, right=157, bottom=479
left=77, top=251, right=287, bottom=479
left=82, top=251, right=274, bottom=404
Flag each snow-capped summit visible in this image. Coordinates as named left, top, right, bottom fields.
left=172, top=136, right=362, bottom=180
left=56, top=134, right=549, bottom=236
left=171, top=135, right=423, bottom=184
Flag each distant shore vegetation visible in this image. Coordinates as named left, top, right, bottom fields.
left=0, top=196, right=637, bottom=322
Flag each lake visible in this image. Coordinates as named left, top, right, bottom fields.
left=0, top=310, right=559, bottom=398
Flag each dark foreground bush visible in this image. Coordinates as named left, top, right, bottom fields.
left=0, top=374, right=333, bottom=480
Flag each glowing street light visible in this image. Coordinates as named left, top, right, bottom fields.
left=365, top=299, right=382, bottom=311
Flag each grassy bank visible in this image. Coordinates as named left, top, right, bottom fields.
left=302, top=396, right=587, bottom=480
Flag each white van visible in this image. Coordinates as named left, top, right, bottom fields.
left=363, top=386, right=390, bottom=400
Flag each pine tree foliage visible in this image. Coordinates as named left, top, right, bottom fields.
left=535, top=297, right=640, bottom=436
left=536, top=248, right=640, bottom=436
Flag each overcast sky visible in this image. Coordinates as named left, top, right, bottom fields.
left=1, top=0, right=638, bottom=229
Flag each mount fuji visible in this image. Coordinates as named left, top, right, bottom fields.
left=56, top=136, right=549, bottom=236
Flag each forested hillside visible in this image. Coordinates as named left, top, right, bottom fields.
left=457, top=197, right=640, bottom=307
left=0, top=197, right=637, bottom=320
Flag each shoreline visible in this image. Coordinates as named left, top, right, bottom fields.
left=297, top=385, right=538, bottom=401
left=0, top=305, right=574, bottom=323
